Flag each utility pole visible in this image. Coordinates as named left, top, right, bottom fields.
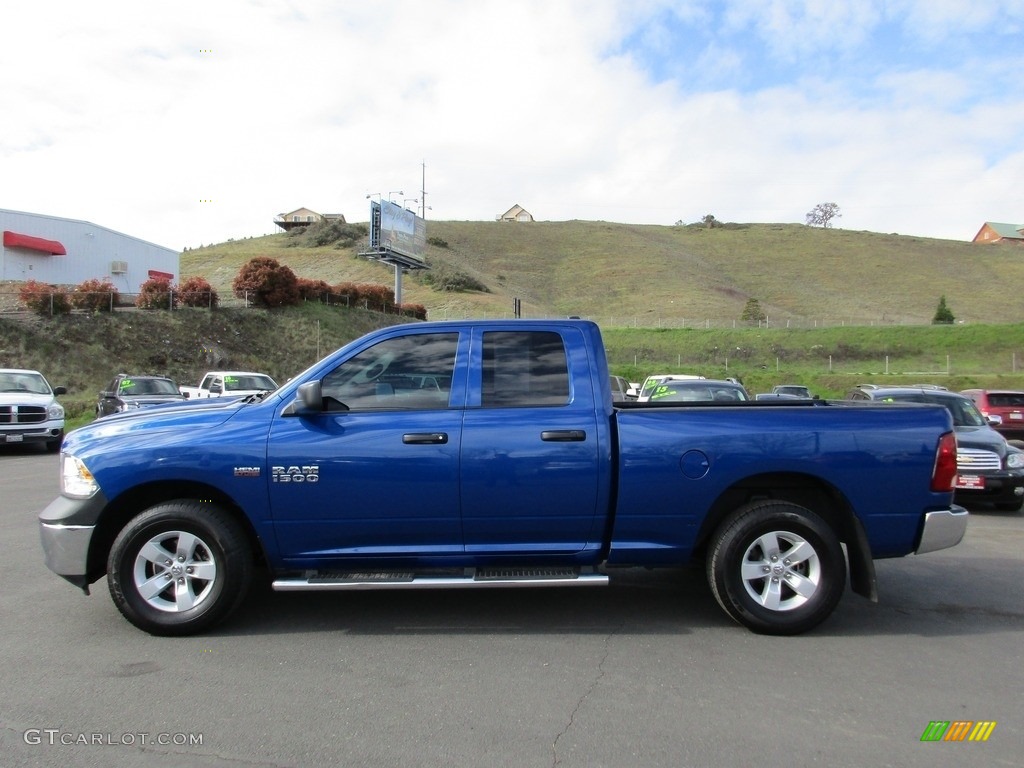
left=421, top=161, right=427, bottom=220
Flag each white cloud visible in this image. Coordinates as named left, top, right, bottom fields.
left=1, top=0, right=1020, bottom=250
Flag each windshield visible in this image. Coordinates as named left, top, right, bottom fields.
left=224, top=375, right=278, bottom=391
left=879, top=393, right=987, bottom=427
left=0, top=372, right=51, bottom=394
left=120, top=378, right=179, bottom=395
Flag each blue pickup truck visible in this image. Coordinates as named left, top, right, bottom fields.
left=40, top=320, right=966, bottom=636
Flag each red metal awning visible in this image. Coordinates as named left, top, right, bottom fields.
left=3, top=230, right=66, bottom=255
left=148, top=270, right=174, bottom=281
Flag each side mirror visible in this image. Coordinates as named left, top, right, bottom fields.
left=53, top=386, right=67, bottom=396
left=987, top=414, right=1003, bottom=427
left=283, top=381, right=324, bottom=416
left=210, top=383, right=223, bottom=394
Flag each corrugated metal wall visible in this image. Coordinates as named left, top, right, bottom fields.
left=0, top=209, right=179, bottom=291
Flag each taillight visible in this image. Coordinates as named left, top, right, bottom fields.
left=932, top=431, right=957, bottom=492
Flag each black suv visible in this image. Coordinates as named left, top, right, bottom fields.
left=846, top=386, right=1024, bottom=511
left=97, top=374, right=185, bottom=418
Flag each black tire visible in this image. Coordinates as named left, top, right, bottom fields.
left=107, top=501, right=252, bottom=636
left=45, top=430, right=64, bottom=453
left=994, top=499, right=1024, bottom=512
left=707, top=501, right=846, bottom=635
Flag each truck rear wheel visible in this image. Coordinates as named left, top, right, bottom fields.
left=707, top=501, right=846, bottom=635
left=107, top=501, right=252, bottom=636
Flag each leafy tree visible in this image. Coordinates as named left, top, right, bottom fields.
left=135, top=277, right=178, bottom=310
left=932, top=295, right=955, bottom=324
left=805, top=202, right=842, bottom=228
left=19, top=280, right=71, bottom=316
left=178, top=276, right=219, bottom=308
left=232, top=257, right=300, bottom=308
left=702, top=214, right=720, bottom=228
left=740, top=297, right=767, bottom=325
left=72, top=278, right=119, bottom=312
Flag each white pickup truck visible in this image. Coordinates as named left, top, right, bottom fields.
left=179, top=371, right=278, bottom=400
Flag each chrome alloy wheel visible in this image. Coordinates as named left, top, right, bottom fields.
left=740, top=530, right=821, bottom=611
left=132, top=530, right=219, bottom=613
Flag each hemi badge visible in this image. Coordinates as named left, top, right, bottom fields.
left=234, top=467, right=261, bottom=477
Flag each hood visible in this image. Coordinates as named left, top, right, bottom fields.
left=955, top=425, right=1008, bottom=455
left=0, top=391, right=56, bottom=406
left=119, top=394, right=187, bottom=407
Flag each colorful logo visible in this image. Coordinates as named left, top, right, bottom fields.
left=920, top=721, right=996, bottom=742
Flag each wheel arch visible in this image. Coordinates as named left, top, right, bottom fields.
left=85, top=481, right=265, bottom=584
left=693, top=471, right=876, bottom=600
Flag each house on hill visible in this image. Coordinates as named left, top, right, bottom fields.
left=496, top=204, right=534, bottom=223
left=972, top=222, right=1024, bottom=244
left=273, top=208, right=346, bottom=231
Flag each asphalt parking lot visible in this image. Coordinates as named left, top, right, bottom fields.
left=2, top=446, right=1022, bottom=768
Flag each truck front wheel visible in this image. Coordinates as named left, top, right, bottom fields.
left=107, top=501, right=252, bottom=636
left=707, top=501, right=846, bottom=635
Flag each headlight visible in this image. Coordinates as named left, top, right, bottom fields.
left=1006, top=451, right=1024, bottom=469
left=61, top=454, right=99, bottom=498
left=47, top=402, right=64, bottom=419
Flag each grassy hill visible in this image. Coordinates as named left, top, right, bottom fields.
left=4, top=220, right=1024, bottom=428
left=182, top=221, right=1024, bottom=325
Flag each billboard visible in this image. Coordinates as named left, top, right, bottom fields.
left=369, top=200, right=426, bottom=262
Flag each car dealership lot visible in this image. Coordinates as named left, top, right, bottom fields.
left=2, top=447, right=1022, bottom=768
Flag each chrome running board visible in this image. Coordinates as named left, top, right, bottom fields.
left=272, top=566, right=608, bottom=591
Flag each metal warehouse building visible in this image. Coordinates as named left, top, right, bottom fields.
left=1, top=208, right=179, bottom=292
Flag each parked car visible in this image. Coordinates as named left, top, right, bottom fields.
left=846, top=385, right=1024, bottom=511
left=97, top=374, right=185, bottom=417
left=772, top=384, right=813, bottom=398
left=646, top=378, right=750, bottom=403
left=180, top=371, right=279, bottom=400
left=637, top=374, right=705, bottom=402
left=961, top=389, right=1024, bottom=443
left=0, top=368, right=65, bottom=452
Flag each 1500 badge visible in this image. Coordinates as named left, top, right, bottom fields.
left=272, top=465, right=320, bottom=483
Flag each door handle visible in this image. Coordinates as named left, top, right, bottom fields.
left=402, top=432, right=449, bottom=444
left=541, top=429, right=587, bottom=442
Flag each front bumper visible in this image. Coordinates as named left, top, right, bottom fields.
left=954, top=468, right=1024, bottom=506
left=38, top=492, right=108, bottom=591
left=1, top=422, right=64, bottom=445
left=916, top=505, right=969, bottom=555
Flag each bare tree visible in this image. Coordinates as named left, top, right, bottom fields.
left=805, top=202, right=842, bottom=228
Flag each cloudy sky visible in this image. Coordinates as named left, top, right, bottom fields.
left=3, top=0, right=1022, bottom=250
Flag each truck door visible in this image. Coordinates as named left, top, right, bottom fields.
left=267, top=331, right=466, bottom=563
left=460, top=328, right=605, bottom=555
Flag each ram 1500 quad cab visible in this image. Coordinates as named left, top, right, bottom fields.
left=40, top=320, right=966, bottom=636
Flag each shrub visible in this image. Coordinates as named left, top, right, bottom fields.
left=232, top=257, right=300, bottom=308
left=178, top=276, right=219, bottom=308
left=331, top=282, right=362, bottom=307
left=933, top=295, right=955, bottom=324
left=135, top=278, right=179, bottom=310
left=72, top=278, right=119, bottom=312
left=421, top=265, right=488, bottom=293
left=401, top=303, right=427, bottom=320
left=427, top=236, right=449, bottom=248
left=296, top=278, right=334, bottom=303
left=19, top=280, right=71, bottom=316
left=285, top=220, right=369, bottom=248
left=357, top=283, right=395, bottom=312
